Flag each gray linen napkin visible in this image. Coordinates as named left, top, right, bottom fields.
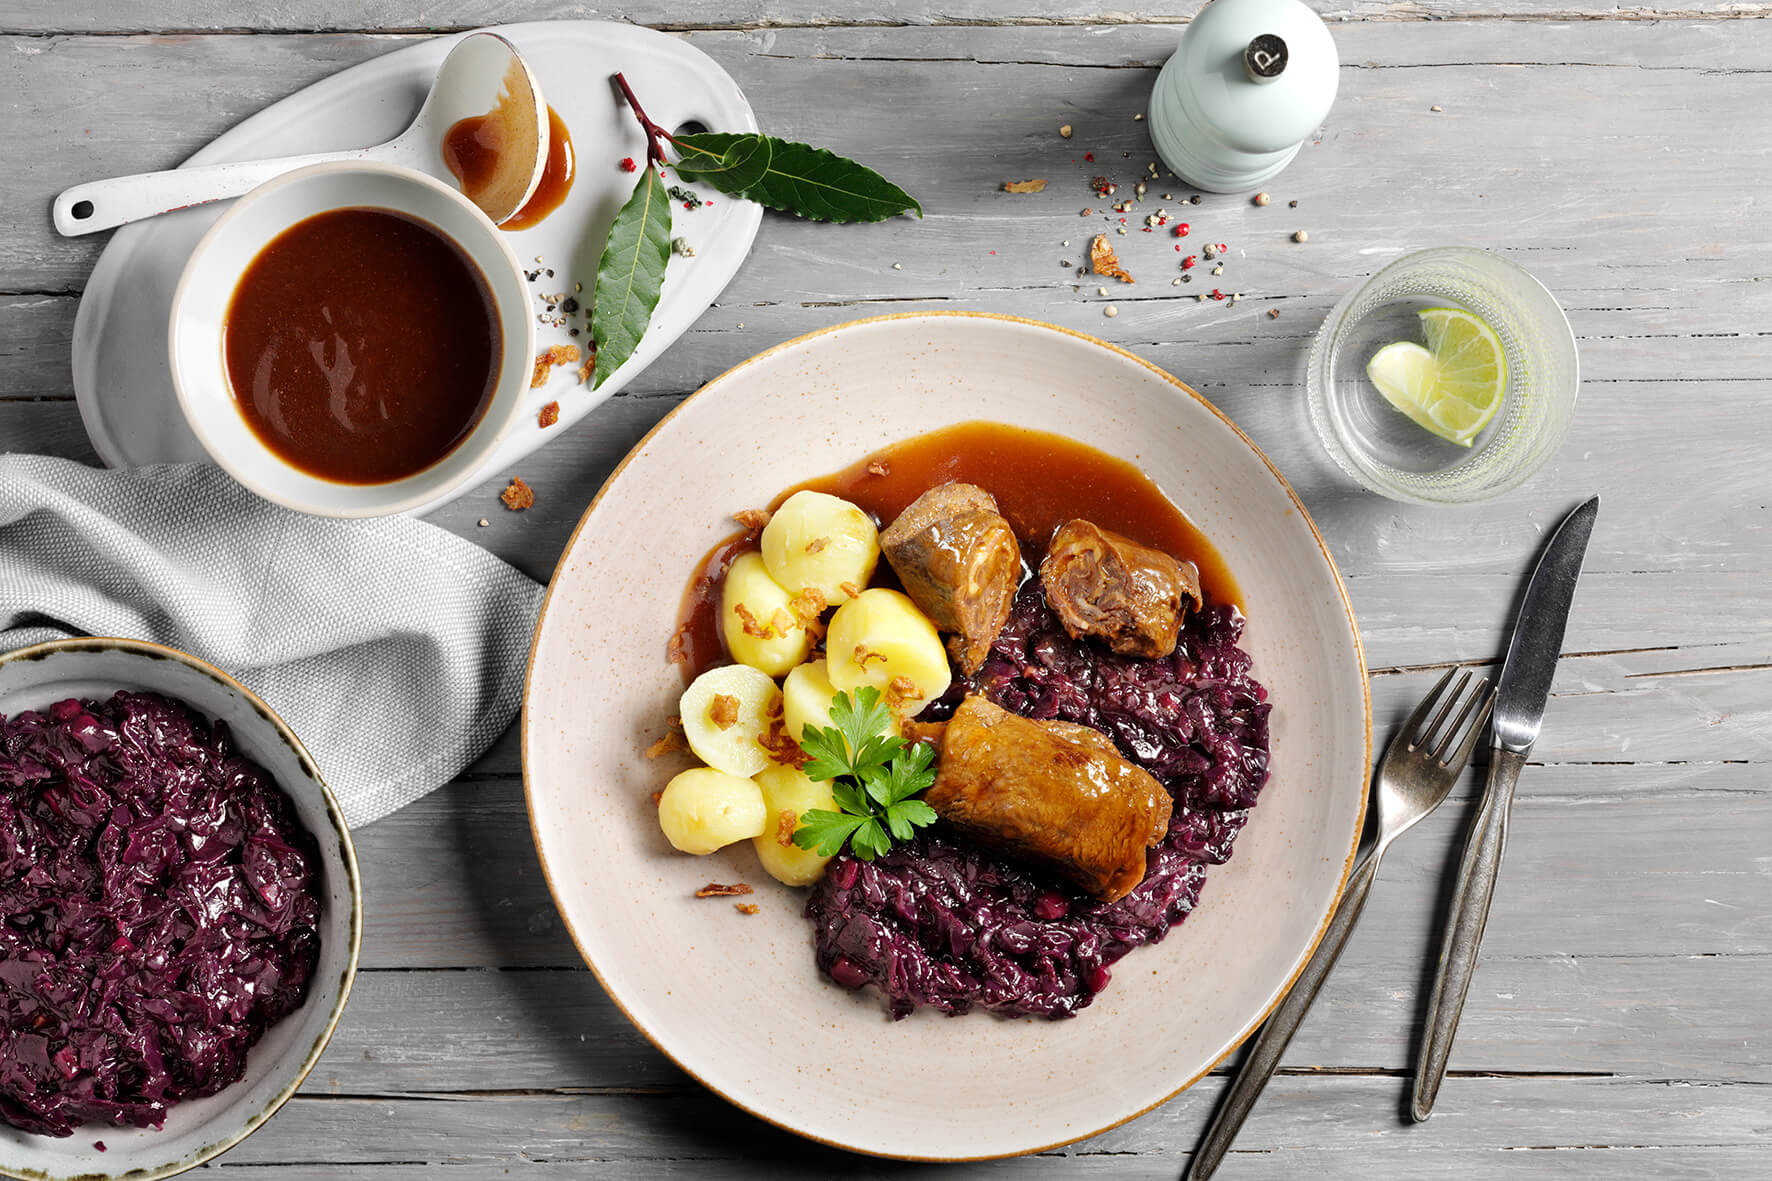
left=0, top=454, right=545, bottom=826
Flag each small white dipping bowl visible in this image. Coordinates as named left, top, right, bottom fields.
left=169, top=161, right=534, bottom=517
left=0, top=638, right=361, bottom=1181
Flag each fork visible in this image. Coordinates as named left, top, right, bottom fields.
left=1184, top=668, right=1495, bottom=1181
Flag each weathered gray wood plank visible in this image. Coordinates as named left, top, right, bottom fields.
left=6, top=351, right=1768, bottom=588
left=165, top=1148, right=1772, bottom=1180
left=8, top=21, right=1772, bottom=295
left=307, top=946, right=1772, bottom=1092
left=184, top=1078, right=1772, bottom=1170
left=340, top=762, right=1772, bottom=972
left=5, top=0, right=1769, bottom=35
left=453, top=650, right=1767, bottom=776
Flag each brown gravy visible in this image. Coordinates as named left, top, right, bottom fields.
left=674, top=421, right=1241, bottom=681
left=223, top=207, right=500, bottom=484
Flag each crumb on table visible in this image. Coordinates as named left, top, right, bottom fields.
left=501, top=477, right=535, bottom=511
left=696, top=882, right=753, bottom=898
left=538, top=401, right=560, bottom=429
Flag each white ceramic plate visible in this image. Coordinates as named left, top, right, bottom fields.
left=0, top=639, right=361, bottom=1181
left=522, top=312, right=1370, bottom=1160
left=71, top=22, right=760, bottom=515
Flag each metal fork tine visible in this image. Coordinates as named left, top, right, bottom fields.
left=1414, top=670, right=1472, bottom=751
left=1401, top=668, right=1457, bottom=751
left=1439, top=683, right=1496, bottom=768
left=1431, top=676, right=1491, bottom=763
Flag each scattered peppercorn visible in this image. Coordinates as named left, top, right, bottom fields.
left=1268, top=308, right=1280, bottom=319
left=619, top=157, right=637, bottom=172
left=1293, top=230, right=1309, bottom=242
left=1060, top=124, right=1073, bottom=138
left=1104, top=304, right=1118, bottom=317
left=1253, top=192, right=1271, bottom=206
left=1288, top=199, right=1299, bottom=208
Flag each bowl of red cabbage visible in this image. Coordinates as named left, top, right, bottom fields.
left=0, top=638, right=360, bottom=1181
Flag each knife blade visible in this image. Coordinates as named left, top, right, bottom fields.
left=1409, top=494, right=1599, bottom=1122
left=1491, top=495, right=1600, bottom=754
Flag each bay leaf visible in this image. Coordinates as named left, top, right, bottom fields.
left=590, top=166, right=673, bottom=390
left=670, top=132, right=773, bottom=194
left=673, top=132, right=920, bottom=224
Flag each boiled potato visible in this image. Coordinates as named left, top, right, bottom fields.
left=781, top=659, right=901, bottom=743
left=679, top=664, right=782, bottom=777
left=751, top=764, right=841, bottom=887
left=720, top=551, right=813, bottom=676
left=657, top=768, right=768, bottom=855
left=825, top=588, right=952, bottom=716
left=760, top=490, right=879, bottom=602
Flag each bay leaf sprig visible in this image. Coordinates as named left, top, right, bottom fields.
left=589, top=166, right=670, bottom=390
left=588, top=80, right=675, bottom=389
left=588, top=74, right=919, bottom=389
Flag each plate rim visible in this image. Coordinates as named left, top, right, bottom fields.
left=519, top=309, right=1372, bottom=1161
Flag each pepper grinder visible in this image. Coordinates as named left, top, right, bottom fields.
left=1147, top=0, right=1339, bottom=194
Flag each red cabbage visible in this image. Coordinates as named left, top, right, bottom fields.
left=805, top=584, right=1271, bottom=1019
left=0, top=691, right=320, bottom=1136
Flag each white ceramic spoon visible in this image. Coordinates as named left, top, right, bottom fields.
left=52, top=31, right=547, bottom=236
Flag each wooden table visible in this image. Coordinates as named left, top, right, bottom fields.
left=4, top=1, right=1768, bottom=1176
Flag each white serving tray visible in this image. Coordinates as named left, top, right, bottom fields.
left=70, top=22, right=760, bottom=515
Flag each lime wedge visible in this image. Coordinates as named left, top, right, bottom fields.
left=1365, top=307, right=1507, bottom=447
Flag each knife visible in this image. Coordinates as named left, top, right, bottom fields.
left=1409, top=494, right=1599, bottom=1121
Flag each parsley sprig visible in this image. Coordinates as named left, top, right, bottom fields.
left=791, top=687, right=939, bottom=860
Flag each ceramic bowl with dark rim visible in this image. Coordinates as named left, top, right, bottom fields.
left=0, top=638, right=361, bottom=1181
left=522, top=312, right=1371, bottom=1159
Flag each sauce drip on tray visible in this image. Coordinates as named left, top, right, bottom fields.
left=502, top=107, right=574, bottom=230
left=444, top=96, right=573, bottom=230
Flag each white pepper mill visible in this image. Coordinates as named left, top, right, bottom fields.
left=1147, top=0, right=1340, bottom=193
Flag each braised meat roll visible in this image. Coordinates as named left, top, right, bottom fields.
left=1039, top=519, right=1202, bottom=659
left=880, top=482, right=1021, bottom=675
left=924, top=696, right=1172, bottom=902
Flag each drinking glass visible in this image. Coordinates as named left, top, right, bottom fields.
left=1305, top=246, right=1579, bottom=504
